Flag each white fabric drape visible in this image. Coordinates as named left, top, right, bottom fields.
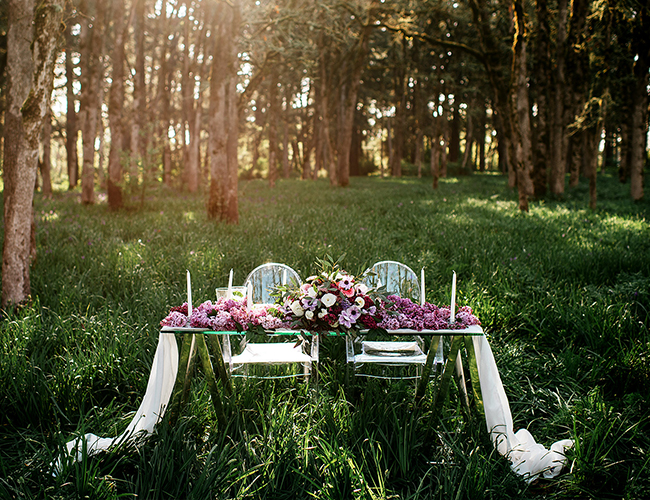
left=62, top=333, right=178, bottom=464
left=472, top=333, right=574, bottom=481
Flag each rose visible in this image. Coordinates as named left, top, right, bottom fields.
left=321, top=293, right=337, bottom=308
left=305, top=310, right=314, bottom=321
left=290, top=300, right=305, bottom=317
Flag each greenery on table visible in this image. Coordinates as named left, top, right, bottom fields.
left=1, top=175, right=649, bottom=499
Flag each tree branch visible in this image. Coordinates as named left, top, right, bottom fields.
left=378, top=22, right=485, bottom=60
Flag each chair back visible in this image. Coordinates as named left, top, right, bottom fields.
left=363, top=261, right=421, bottom=302
left=244, top=263, right=302, bottom=305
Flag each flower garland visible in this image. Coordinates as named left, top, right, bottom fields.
left=160, top=298, right=289, bottom=331
left=377, top=295, right=480, bottom=331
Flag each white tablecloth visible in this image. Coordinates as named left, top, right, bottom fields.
left=62, top=327, right=572, bottom=481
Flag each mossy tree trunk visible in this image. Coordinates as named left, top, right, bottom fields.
left=2, top=0, right=64, bottom=308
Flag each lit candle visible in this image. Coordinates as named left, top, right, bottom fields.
left=450, top=271, right=456, bottom=323
left=227, top=268, right=233, bottom=298
left=187, top=270, right=193, bottom=318
left=420, top=268, right=425, bottom=306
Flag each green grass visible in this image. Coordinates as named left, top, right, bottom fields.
left=1, top=174, right=649, bottom=499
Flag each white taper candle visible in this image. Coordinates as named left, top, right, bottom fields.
left=420, top=268, right=425, bottom=306
left=187, top=270, right=193, bottom=318
left=450, top=271, right=457, bottom=323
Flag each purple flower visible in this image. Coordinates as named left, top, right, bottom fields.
left=338, top=275, right=354, bottom=291
left=160, top=311, right=188, bottom=328
left=347, top=305, right=361, bottom=322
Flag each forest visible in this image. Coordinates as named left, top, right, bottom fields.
left=1, top=0, right=648, bottom=220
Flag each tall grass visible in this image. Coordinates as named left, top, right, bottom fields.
left=1, top=174, right=649, bottom=499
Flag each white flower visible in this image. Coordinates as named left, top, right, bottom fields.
left=356, top=283, right=369, bottom=295
left=307, top=286, right=317, bottom=298
left=321, top=293, right=337, bottom=308
left=290, top=300, right=305, bottom=317
left=305, top=310, right=314, bottom=320
left=355, top=296, right=365, bottom=308
left=318, top=309, right=328, bottom=319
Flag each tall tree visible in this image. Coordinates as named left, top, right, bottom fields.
left=65, top=11, right=79, bottom=190
left=2, top=0, right=64, bottom=307
left=107, top=0, right=127, bottom=210
left=629, top=3, right=649, bottom=201
left=207, top=1, right=239, bottom=223
left=79, top=0, right=105, bottom=204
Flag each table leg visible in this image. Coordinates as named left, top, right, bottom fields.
left=195, top=334, right=228, bottom=428
left=206, top=334, right=232, bottom=396
left=464, top=336, right=484, bottom=414
left=431, top=335, right=464, bottom=419
left=415, top=335, right=441, bottom=402
left=453, top=353, right=470, bottom=414
left=169, top=333, right=195, bottom=422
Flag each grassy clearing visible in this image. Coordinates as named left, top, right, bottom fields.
left=1, top=174, right=649, bottom=499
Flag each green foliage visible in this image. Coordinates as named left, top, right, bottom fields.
left=1, top=175, right=649, bottom=499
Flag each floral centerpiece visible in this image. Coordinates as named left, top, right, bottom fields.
left=273, top=257, right=383, bottom=333
left=160, top=257, right=480, bottom=333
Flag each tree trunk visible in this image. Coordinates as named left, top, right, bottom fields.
left=108, top=0, right=127, bottom=210
left=391, top=55, right=406, bottom=177
left=550, top=0, right=568, bottom=195
left=336, top=23, right=371, bottom=187
left=267, top=69, right=279, bottom=188
left=532, top=0, right=550, bottom=197
left=316, top=40, right=337, bottom=187
left=208, top=2, right=238, bottom=223
left=130, top=0, right=147, bottom=190
left=3, top=0, right=64, bottom=308
left=431, top=122, right=440, bottom=189
left=282, top=118, right=290, bottom=178
left=448, top=106, right=460, bottom=163
left=509, top=0, right=535, bottom=211
left=156, top=0, right=173, bottom=187
left=478, top=103, right=486, bottom=172
left=630, top=7, right=650, bottom=201
left=40, top=101, right=53, bottom=197
left=440, top=117, right=449, bottom=178
left=65, top=18, right=79, bottom=190
left=224, top=4, right=240, bottom=223
left=80, top=0, right=104, bottom=205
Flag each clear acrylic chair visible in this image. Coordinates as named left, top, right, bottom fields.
left=346, top=260, right=443, bottom=380
left=224, top=263, right=318, bottom=380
